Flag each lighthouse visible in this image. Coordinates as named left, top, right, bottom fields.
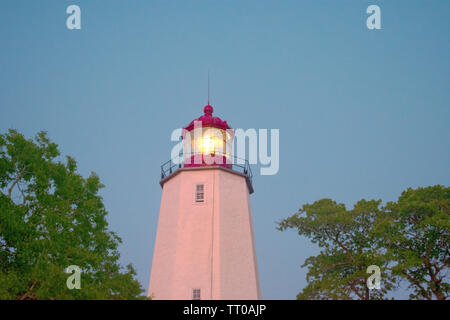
left=148, top=104, right=261, bottom=300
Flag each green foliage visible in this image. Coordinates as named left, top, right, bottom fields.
left=375, top=185, right=449, bottom=300
left=0, top=129, right=146, bottom=299
left=278, top=186, right=450, bottom=300
left=278, top=199, right=394, bottom=299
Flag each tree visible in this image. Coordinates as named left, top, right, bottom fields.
left=375, top=185, right=449, bottom=300
left=278, top=198, right=395, bottom=300
left=0, top=129, right=146, bottom=299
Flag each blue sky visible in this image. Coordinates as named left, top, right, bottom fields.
left=1, top=1, right=449, bottom=299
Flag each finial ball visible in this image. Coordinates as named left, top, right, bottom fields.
left=204, top=104, right=213, bottom=115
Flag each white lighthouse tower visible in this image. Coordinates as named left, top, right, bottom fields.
left=148, top=104, right=261, bottom=300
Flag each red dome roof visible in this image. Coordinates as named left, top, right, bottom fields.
left=184, top=104, right=231, bottom=131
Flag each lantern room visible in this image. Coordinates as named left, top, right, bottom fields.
left=182, top=104, right=233, bottom=168
left=159, top=103, right=253, bottom=194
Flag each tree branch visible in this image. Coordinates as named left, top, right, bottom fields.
left=403, top=271, right=431, bottom=300
left=7, top=166, right=27, bottom=199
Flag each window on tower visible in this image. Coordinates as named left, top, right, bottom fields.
left=192, top=288, right=201, bottom=300
left=195, top=184, right=204, bottom=202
